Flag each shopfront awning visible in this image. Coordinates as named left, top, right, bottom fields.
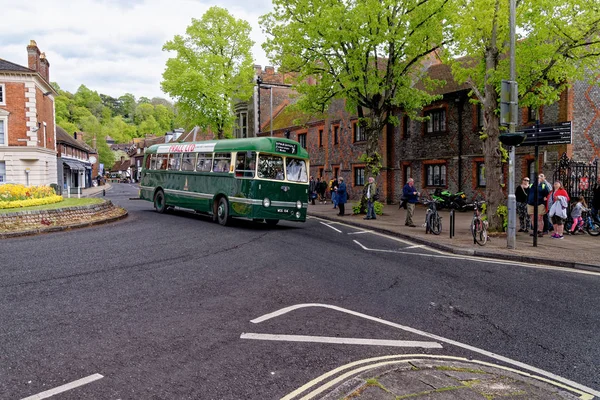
left=62, top=159, right=86, bottom=171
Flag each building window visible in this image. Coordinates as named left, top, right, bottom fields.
left=354, top=167, right=365, bottom=186
left=353, top=122, right=366, bottom=142
left=298, top=133, right=307, bottom=148
left=0, top=161, right=5, bottom=183
left=318, top=129, right=324, bottom=147
left=333, top=166, right=340, bottom=179
left=425, top=109, right=446, bottom=134
left=318, top=167, right=324, bottom=178
left=477, top=104, right=484, bottom=129
left=476, top=162, right=486, bottom=187
left=0, top=118, right=6, bottom=145
left=426, top=164, right=446, bottom=187
left=236, top=112, right=248, bottom=138
left=333, top=125, right=339, bottom=144
left=527, top=107, right=536, bottom=122
left=403, top=164, right=412, bottom=184
left=402, top=116, right=410, bottom=139
left=0, top=84, right=5, bottom=105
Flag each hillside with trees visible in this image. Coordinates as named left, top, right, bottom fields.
left=52, top=83, right=182, bottom=168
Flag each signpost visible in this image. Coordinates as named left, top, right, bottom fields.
left=516, top=121, right=572, bottom=247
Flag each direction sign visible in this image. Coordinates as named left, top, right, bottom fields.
left=519, top=121, right=572, bottom=147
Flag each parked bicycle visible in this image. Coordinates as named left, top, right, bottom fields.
left=423, top=198, right=442, bottom=235
left=470, top=200, right=488, bottom=246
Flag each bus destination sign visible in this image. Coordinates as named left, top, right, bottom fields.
left=275, top=141, right=297, bottom=154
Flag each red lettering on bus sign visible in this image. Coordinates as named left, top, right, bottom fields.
left=169, top=144, right=196, bottom=153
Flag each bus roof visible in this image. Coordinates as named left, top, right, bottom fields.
left=145, top=137, right=309, bottom=158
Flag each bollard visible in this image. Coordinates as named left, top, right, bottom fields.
left=103, top=189, right=106, bottom=196
left=449, top=209, right=455, bottom=238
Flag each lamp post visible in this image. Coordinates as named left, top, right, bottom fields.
left=507, top=0, right=517, bottom=249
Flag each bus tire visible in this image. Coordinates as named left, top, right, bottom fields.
left=154, top=189, right=167, bottom=214
left=265, top=219, right=279, bottom=226
left=216, top=197, right=231, bottom=226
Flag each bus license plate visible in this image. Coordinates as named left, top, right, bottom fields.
left=277, top=208, right=289, bottom=213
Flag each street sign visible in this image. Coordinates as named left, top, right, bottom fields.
left=518, top=121, right=572, bottom=147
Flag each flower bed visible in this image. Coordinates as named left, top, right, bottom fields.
left=0, top=184, right=63, bottom=209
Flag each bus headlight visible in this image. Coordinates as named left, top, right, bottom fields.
left=296, top=200, right=302, bottom=209
left=263, top=198, right=271, bottom=207
left=296, top=211, right=301, bottom=218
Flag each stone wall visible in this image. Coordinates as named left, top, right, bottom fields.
left=0, top=200, right=122, bottom=232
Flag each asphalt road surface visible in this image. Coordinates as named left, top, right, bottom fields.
left=1, top=184, right=598, bottom=399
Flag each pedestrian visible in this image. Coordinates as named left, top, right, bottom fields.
left=516, top=177, right=530, bottom=232
left=309, top=176, right=318, bottom=205
left=363, top=176, right=377, bottom=220
left=330, top=177, right=339, bottom=209
left=318, top=177, right=327, bottom=204
left=402, top=178, right=420, bottom=227
left=528, top=174, right=551, bottom=237
left=540, top=173, right=554, bottom=234
left=548, top=180, right=569, bottom=239
left=568, top=196, right=589, bottom=235
left=591, top=178, right=600, bottom=223
left=336, top=177, right=347, bottom=216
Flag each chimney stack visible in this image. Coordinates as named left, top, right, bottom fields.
left=39, top=52, right=50, bottom=82
left=27, top=40, right=41, bottom=73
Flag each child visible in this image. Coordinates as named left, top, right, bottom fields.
left=569, top=196, right=589, bottom=234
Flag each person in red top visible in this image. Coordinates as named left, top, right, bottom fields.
left=549, top=180, right=570, bottom=239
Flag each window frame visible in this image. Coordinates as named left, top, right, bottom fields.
left=0, top=160, right=5, bottom=183
left=353, top=121, right=366, bottom=142
left=181, top=152, right=196, bottom=172
left=234, top=151, right=257, bottom=179
left=0, top=84, right=5, bottom=106
left=167, top=153, right=182, bottom=171
left=0, top=116, right=7, bottom=146
left=318, top=129, right=324, bottom=147
left=424, top=108, right=447, bottom=134
left=354, top=166, right=365, bottom=186
left=333, top=124, right=340, bottom=145
left=212, top=152, right=232, bottom=173
left=298, top=133, right=307, bottom=149
left=402, top=116, right=410, bottom=139
left=403, top=164, right=412, bottom=185
left=425, top=163, right=447, bottom=187
left=476, top=161, right=486, bottom=187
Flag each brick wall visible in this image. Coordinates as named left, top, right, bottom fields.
left=2, top=82, right=28, bottom=146
left=35, top=87, right=55, bottom=150
left=572, top=74, right=600, bottom=163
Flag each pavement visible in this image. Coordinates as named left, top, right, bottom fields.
left=308, top=201, right=600, bottom=270
left=81, top=182, right=113, bottom=198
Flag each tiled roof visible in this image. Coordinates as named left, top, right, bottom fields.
left=111, top=159, right=131, bottom=172
left=0, top=58, right=34, bottom=73
left=56, top=126, right=96, bottom=153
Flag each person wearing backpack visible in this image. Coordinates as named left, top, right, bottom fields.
left=363, top=176, right=377, bottom=220
left=527, top=174, right=550, bottom=237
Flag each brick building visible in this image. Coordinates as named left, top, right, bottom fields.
left=240, top=64, right=599, bottom=203
left=0, top=40, right=57, bottom=186
left=56, top=127, right=98, bottom=193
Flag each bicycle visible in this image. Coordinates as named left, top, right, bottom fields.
left=470, top=200, right=488, bottom=246
left=568, top=210, right=600, bottom=236
left=423, top=198, right=442, bottom=235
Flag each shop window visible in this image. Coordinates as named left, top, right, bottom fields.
left=426, top=164, right=446, bottom=187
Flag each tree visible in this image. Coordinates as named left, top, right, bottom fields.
left=154, top=104, right=175, bottom=132
left=162, top=6, right=255, bottom=139
left=118, top=93, right=137, bottom=122
left=261, top=0, right=450, bottom=179
left=446, top=0, right=600, bottom=231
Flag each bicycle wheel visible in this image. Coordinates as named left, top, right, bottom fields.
left=428, top=213, right=441, bottom=235
left=586, top=220, right=600, bottom=236
left=474, top=219, right=488, bottom=246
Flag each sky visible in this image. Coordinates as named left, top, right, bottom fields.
left=0, top=0, right=273, bottom=100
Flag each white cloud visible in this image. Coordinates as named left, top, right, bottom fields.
left=0, top=0, right=274, bottom=99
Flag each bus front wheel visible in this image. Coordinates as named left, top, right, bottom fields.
left=154, top=190, right=167, bottom=213
left=216, top=197, right=231, bottom=226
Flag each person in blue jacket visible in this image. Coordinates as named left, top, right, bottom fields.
left=527, top=174, right=550, bottom=237
left=336, top=177, right=348, bottom=216
left=402, top=178, right=420, bottom=227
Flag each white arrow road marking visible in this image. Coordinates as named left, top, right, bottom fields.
left=20, top=374, right=104, bottom=400
left=319, top=222, right=342, bottom=233
left=240, top=333, right=442, bottom=348
left=405, top=244, right=426, bottom=249
left=347, top=230, right=373, bottom=235
left=250, top=304, right=600, bottom=398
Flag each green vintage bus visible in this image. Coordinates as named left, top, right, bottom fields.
left=140, top=137, right=310, bottom=226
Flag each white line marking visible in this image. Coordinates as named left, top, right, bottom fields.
left=405, top=244, right=425, bottom=249
left=347, top=230, right=373, bottom=235
left=319, top=222, right=342, bottom=233
left=250, top=304, right=600, bottom=398
left=240, top=333, right=442, bottom=348
left=20, top=374, right=104, bottom=400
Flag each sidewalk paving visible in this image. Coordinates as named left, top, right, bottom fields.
left=322, top=359, right=583, bottom=399
left=81, top=183, right=112, bottom=198
left=308, top=202, right=600, bottom=269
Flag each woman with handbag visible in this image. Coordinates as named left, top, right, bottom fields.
left=548, top=180, right=570, bottom=239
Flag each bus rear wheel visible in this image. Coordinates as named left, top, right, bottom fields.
left=265, top=219, right=279, bottom=226
left=216, top=197, right=231, bottom=226
left=154, top=189, right=167, bottom=213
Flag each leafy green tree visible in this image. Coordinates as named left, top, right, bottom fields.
left=162, top=6, right=255, bottom=139
left=154, top=104, right=175, bottom=132
left=73, top=85, right=104, bottom=119
left=134, top=103, right=156, bottom=125
left=261, top=0, right=450, bottom=179
left=118, top=93, right=137, bottom=121
left=446, top=0, right=600, bottom=231
left=138, top=116, right=161, bottom=135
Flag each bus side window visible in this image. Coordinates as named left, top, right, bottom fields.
left=235, top=151, right=256, bottom=178
left=168, top=153, right=182, bottom=171
left=196, top=153, right=212, bottom=172
left=181, top=153, right=195, bottom=171
left=158, top=154, right=168, bottom=170
left=213, top=153, right=231, bottom=173
left=145, top=154, right=152, bottom=170
left=149, top=155, right=156, bottom=170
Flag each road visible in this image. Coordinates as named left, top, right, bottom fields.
left=1, top=183, right=598, bottom=399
